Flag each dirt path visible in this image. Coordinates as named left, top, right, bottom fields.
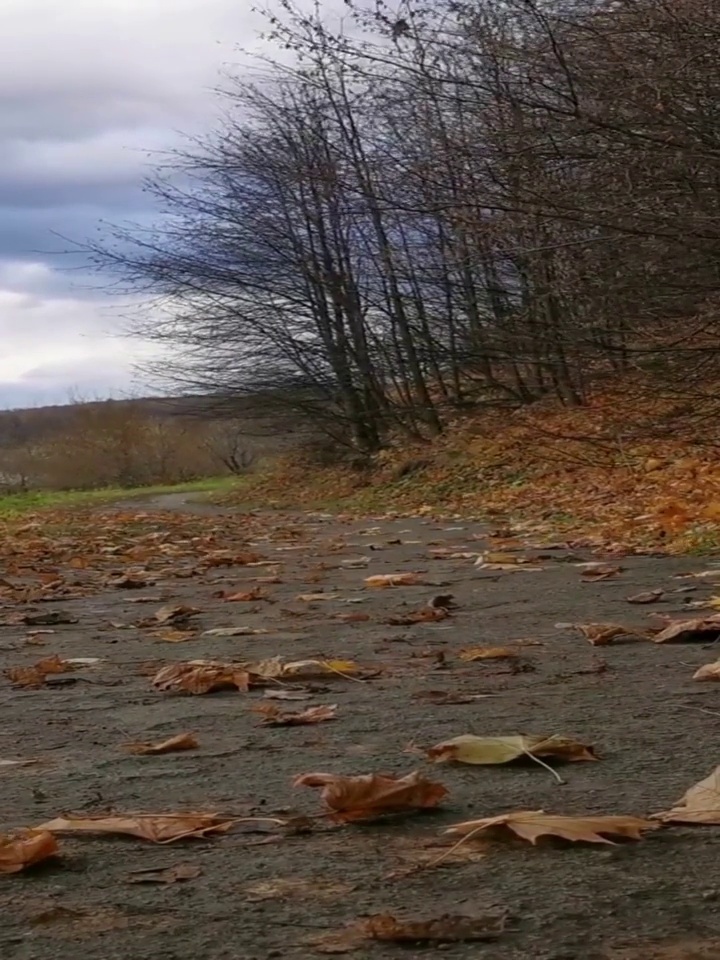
left=3, top=503, right=720, bottom=959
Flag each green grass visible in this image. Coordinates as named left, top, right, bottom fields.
left=0, top=476, right=241, bottom=517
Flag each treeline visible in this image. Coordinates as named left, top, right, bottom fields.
left=94, top=0, right=720, bottom=455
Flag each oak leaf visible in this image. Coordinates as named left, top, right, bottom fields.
left=362, top=912, right=506, bottom=943
left=35, top=812, right=235, bottom=843
left=444, top=810, right=658, bottom=844
left=652, top=766, right=720, bottom=824
left=152, top=661, right=250, bottom=694
left=427, top=734, right=597, bottom=765
left=253, top=704, right=337, bottom=726
left=0, top=830, right=59, bottom=873
left=294, top=770, right=448, bottom=822
left=122, top=733, right=199, bottom=755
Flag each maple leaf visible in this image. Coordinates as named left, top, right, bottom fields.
left=427, top=734, right=597, bottom=765
left=152, top=661, right=250, bottom=694
left=651, top=614, right=720, bottom=643
left=444, top=810, right=658, bottom=844
left=253, top=704, right=337, bottom=726
left=35, top=812, right=235, bottom=843
left=458, top=647, right=520, bottom=661
left=294, top=770, right=448, bottom=822
left=652, top=766, right=720, bottom=824
left=362, top=912, right=506, bottom=943
left=122, top=733, right=199, bottom=755
left=364, top=573, right=422, bottom=587
left=0, top=830, right=59, bottom=874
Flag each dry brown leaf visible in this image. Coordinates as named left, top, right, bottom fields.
left=4, top=654, right=73, bottom=688
left=35, top=812, right=234, bottom=843
left=412, top=690, right=497, bottom=705
left=626, top=589, right=664, bottom=604
left=263, top=688, right=313, bottom=701
left=122, top=733, right=199, bottom=755
left=573, top=623, right=651, bottom=645
left=126, top=862, right=202, bottom=884
left=152, top=662, right=250, bottom=695
left=444, top=810, right=658, bottom=845
left=458, top=647, right=520, bottom=661
left=221, top=587, right=267, bottom=602
left=150, top=628, right=197, bottom=643
left=294, top=770, right=448, bottom=822
left=148, top=604, right=200, bottom=626
left=427, top=734, right=597, bottom=765
left=362, top=912, right=506, bottom=943
left=0, top=830, right=59, bottom=873
left=652, top=766, right=720, bottom=824
left=253, top=704, right=337, bottom=726
left=202, top=626, right=268, bottom=637
left=693, top=661, right=720, bottom=681
left=364, top=573, right=421, bottom=588
left=295, top=592, right=341, bottom=602
left=333, top=612, right=371, bottom=623
left=580, top=563, right=622, bottom=581
left=651, top=614, right=720, bottom=643
left=386, top=607, right=448, bottom=625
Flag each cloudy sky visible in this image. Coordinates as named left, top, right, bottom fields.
left=0, top=0, right=283, bottom=409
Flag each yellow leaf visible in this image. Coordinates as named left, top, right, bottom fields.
left=426, top=734, right=597, bottom=765
left=444, top=810, right=657, bottom=845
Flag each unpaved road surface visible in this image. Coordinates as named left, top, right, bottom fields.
left=3, top=503, right=720, bottom=960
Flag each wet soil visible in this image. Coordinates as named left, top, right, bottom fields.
left=3, top=500, right=720, bottom=959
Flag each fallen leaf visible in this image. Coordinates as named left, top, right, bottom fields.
left=652, top=766, right=720, bottom=824
left=263, top=688, right=313, bottom=701
left=294, top=770, right=447, bottom=822
left=4, top=654, right=74, bottom=688
left=253, top=704, right=337, bottom=726
left=0, top=831, right=59, bottom=873
left=362, top=912, right=506, bottom=943
left=152, top=662, right=250, bottom=694
left=412, top=690, right=497, bottom=705
left=333, top=612, right=371, bottom=623
left=476, top=552, right=522, bottom=565
left=652, top=615, right=720, bottom=643
left=626, top=589, right=664, bottom=604
left=386, top=607, right=448, bottom=625
left=458, top=647, right=520, bottom=661
left=122, top=733, right=199, bottom=755
left=148, top=604, right=200, bottom=626
left=126, top=862, right=202, bottom=884
left=244, top=877, right=355, bottom=901
left=579, top=563, right=622, bottom=581
left=202, top=626, right=268, bottom=637
left=364, top=573, right=421, bottom=588
left=221, top=587, right=267, bottom=602
left=150, top=629, right=197, bottom=643
left=429, top=594, right=455, bottom=609
left=693, top=661, right=720, bottom=681
left=572, top=623, right=651, bottom=645
left=35, top=813, right=234, bottom=843
left=444, top=810, right=658, bottom=844
left=296, top=593, right=341, bottom=602
left=0, top=758, right=41, bottom=768
left=427, top=734, right=597, bottom=765
left=248, top=658, right=358, bottom=680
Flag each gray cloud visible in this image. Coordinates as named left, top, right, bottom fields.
left=0, top=0, right=278, bottom=408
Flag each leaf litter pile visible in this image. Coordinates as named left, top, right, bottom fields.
left=3, top=503, right=720, bottom=958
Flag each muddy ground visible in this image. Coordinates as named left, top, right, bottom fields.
left=3, top=500, right=720, bottom=959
